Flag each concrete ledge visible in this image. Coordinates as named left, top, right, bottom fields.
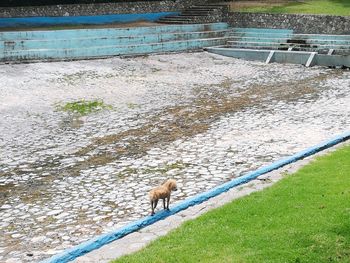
left=206, top=47, right=350, bottom=67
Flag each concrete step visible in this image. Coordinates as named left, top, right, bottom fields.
left=163, top=15, right=211, bottom=19
left=159, top=3, right=227, bottom=24
left=232, top=28, right=293, bottom=34
left=183, top=8, right=218, bottom=12
left=159, top=16, right=193, bottom=20
left=158, top=20, right=196, bottom=24
left=158, top=18, right=193, bottom=23
left=228, top=41, right=350, bottom=50
left=206, top=47, right=350, bottom=67
left=161, top=15, right=202, bottom=19
left=1, top=30, right=231, bottom=51
left=207, top=28, right=350, bottom=68
left=222, top=45, right=350, bottom=55
left=229, top=36, right=350, bottom=45
left=1, top=36, right=231, bottom=62
left=181, top=12, right=213, bottom=16
left=294, top=33, right=350, bottom=40
left=229, top=37, right=288, bottom=44
left=231, top=32, right=293, bottom=38
left=0, top=23, right=229, bottom=41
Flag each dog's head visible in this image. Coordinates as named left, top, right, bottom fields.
left=164, top=179, right=178, bottom=191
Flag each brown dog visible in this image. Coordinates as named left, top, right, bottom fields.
left=149, top=179, right=177, bottom=215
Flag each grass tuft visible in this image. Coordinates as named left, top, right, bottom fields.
left=57, top=99, right=112, bottom=116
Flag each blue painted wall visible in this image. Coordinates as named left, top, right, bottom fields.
left=0, top=23, right=229, bottom=40
left=0, top=12, right=180, bottom=28
left=0, top=23, right=230, bottom=62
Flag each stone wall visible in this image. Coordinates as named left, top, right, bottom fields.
left=0, top=0, right=202, bottom=18
left=1, top=0, right=149, bottom=7
left=227, top=12, right=350, bottom=35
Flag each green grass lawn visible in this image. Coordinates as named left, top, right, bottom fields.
left=113, top=144, right=350, bottom=263
left=236, top=0, right=350, bottom=16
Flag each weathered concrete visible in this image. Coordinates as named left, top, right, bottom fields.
left=206, top=47, right=350, bottom=68
left=0, top=23, right=230, bottom=62
left=0, top=52, right=349, bottom=262
left=73, top=140, right=349, bottom=262
left=227, top=12, right=350, bottom=35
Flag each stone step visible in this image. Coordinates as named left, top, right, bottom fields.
left=157, top=3, right=228, bottom=24
left=158, top=16, right=192, bottom=20
left=163, top=15, right=209, bottom=19
left=158, top=20, right=196, bottom=24
left=181, top=12, right=213, bottom=16
left=183, top=8, right=218, bottom=12
left=158, top=18, right=193, bottom=22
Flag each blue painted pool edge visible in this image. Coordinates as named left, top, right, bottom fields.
left=0, top=12, right=180, bottom=28
left=42, top=131, right=350, bottom=263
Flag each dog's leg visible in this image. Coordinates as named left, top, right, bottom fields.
left=151, top=199, right=159, bottom=215
left=163, top=198, right=166, bottom=210
left=166, top=195, right=170, bottom=210
left=151, top=200, right=155, bottom=215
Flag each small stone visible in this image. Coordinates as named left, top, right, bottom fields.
left=1, top=204, right=12, bottom=209
left=37, top=216, right=47, bottom=222
left=55, top=212, right=70, bottom=219
left=47, top=210, right=63, bottom=216
left=45, top=249, right=62, bottom=255
left=5, top=258, right=20, bottom=263
left=31, top=236, right=46, bottom=243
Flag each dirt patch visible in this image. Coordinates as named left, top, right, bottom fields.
left=71, top=70, right=342, bottom=168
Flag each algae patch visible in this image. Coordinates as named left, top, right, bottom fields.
left=116, top=161, right=188, bottom=178
left=57, top=99, right=112, bottom=116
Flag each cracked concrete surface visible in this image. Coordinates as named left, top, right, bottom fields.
left=0, top=52, right=349, bottom=262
